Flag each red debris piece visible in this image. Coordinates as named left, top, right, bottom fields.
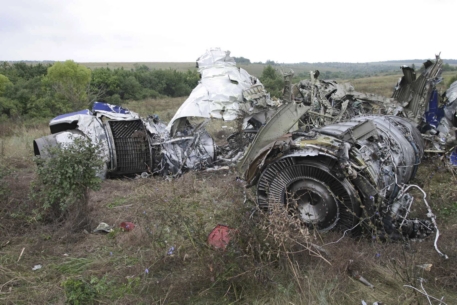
left=120, top=222, right=135, bottom=231
left=207, top=224, right=235, bottom=250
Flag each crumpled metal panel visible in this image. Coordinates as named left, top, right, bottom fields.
left=49, top=103, right=138, bottom=127
left=50, top=109, right=92, bottom=125
left=144, top=117, right=169, bottom=142
left=196, top=48, right=236, bottom=69
left=160, top=131, right=216, bottom=176
left=168, top=48, right=269, bottom=136
left=446, top=81, right=457, bottom=103
left=92, top=102, right=139, bottom=120
left=33, top=129, right=85, bottom=158
left=48, top=106, right=113, bottom=173
left=392, top=56, right=443, bottom=123
left=432, top=81, right=457, bottom=150
left=237, top=102, right=312, bottom=177
left=291, top=75, right=403, bottom=138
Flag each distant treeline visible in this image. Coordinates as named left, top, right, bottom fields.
left=233, top=57, right=251, bottom=64
left=0, top=61, right=199, bottom=119
left=2, top=58, right=456, bottom=120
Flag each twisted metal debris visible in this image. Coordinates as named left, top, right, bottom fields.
left=33, top=49, right=456, bottom=255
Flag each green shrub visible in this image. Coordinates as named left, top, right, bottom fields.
left=105, top=93, right=122, bottom=105
left=62, top=276, right=109, bottom=305
left=260, top=65, right=284, bottom=98
left=32, top=136, right=104, bottom=222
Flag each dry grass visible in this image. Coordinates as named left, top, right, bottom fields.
left=124, top=97, right=185, bottom=120
left=348, top=74, right=401, bottom=96
left=0, top=120, right=48, bottom=168
left=1, top=154, right=457, bottom=304
left=348, top=71, right=457, bottom=97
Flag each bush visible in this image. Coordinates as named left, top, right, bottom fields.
left=62, top=278, right=97, bottom=305
left=138, top=88, right=160, bottom=99
left=260, top=65, right=284, bottom=98
left=32, top=136, right=104, bottom=225
left=105, top=93, right=122, bottom=105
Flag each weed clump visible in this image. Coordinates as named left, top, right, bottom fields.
left=61, top=276, right=112, bottom=305
left=31, top=136, right=104, bottom=229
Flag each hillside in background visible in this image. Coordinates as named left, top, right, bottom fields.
left=78, top=58, right=457, bottom=80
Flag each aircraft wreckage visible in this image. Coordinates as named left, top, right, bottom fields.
left=34, top=48, right=457, bottom=257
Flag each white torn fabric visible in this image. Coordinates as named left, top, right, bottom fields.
left=168, top=48, right=268, bottom=134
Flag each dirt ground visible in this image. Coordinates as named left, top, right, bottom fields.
left=1, top=154, right=457, bottom=304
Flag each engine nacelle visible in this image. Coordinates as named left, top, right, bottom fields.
left=252, top=116, right=430, bottom=237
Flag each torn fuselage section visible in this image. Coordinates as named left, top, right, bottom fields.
left=393, top=56, right=443, bottom=124
left=33, top=102, right=218, bottom=178
left=391, top=56, right=457, bottom=157
left=164, top=48, right=276, bottom=172
left=33, top=102, right=153, bottom=177
left=33, top=48, right=274, bottom=178
left=421, top=80, right=457, bottom=162
left=156, top=120, right=217, bottom=176
left=168, top=48, right=275, bottom=137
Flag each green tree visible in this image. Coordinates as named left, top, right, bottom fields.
left=260, top=65, right=284, bottom=98
left=0, top=74, right=11, bottom=96
left=46, top=60, right=92, bottom=111
left=233, top=57, right=251, bottom=64
left=0, top=97, right=21, bottom=117
left=261, top=65, right=278, bottom=79
left=91, top=68, right=120, bottom=98
left=120, top=75, right=142, bottom=100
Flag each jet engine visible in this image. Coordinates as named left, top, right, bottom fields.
left=249, top=115, right=433, bottom=238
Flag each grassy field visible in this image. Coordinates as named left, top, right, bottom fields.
left=79, top=61, right=405, bottom=78
left=79, top=62, right=333, bottom=77
left=348, top=71, right=456, bottom=97
left=1, top=75, right=457, bottom=304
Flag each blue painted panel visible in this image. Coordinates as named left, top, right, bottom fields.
left=51, top=109, right=92, bottom=122
left=92, top=102, right=131, bottom=114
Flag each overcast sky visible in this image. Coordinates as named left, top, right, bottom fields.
left=1, top=0, right=456, bottom=63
